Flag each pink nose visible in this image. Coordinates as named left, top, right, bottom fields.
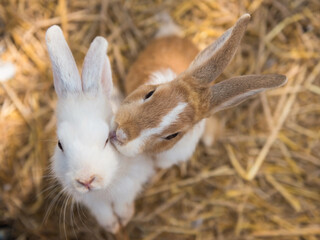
left=109, top=131, right=117, bottom=140
left=77, top=176, right=95, bottom=190
left=110, top=130, right=124, bottom=145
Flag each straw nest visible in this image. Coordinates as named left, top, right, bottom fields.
left=0, top=0, right=319, bottom=239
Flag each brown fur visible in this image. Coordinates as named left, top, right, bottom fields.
left=125, top=36, right=199, bottom=95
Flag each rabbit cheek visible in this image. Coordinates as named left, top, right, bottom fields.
left=51, top=148, right=70, bottom=189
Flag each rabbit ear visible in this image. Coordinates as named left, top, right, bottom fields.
left=46, top=25, right=81, bottom=97
left=210, top=74, right=287, bottom=114
left=185, top=14, right=250, bottom=85
left=81, top=37, right=113, bottom=97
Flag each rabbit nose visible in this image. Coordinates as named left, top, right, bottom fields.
left=76, top=176, right=95, bottom=190
left=110, top=129, right=127, bottom=145
left=109, top=131, right=117, bottom=140
left=110, top=130, right=123, bottom=145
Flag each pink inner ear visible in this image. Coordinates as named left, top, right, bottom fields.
left=46, top=25, right=82, bottom=97
left=81, top=36, right=113, bottom=97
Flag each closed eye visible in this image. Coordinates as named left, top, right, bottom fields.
left=164, top=132, right=179, bottom=140
left=104, top=138, right=109, bottom=147
left=144, top=90, right=155, bottom=100
left=58, top=140, right=64, bottom=152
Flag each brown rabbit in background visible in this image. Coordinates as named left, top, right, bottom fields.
left=110, top=14, right=287, bottom=168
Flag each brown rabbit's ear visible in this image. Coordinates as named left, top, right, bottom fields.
left=185, top=14, right=250, bottom=84
left=82, top=37, right=113, bottom=97
left=46, top=25, right=82, bottom=97
left=209, top=74, right=287, bottom=114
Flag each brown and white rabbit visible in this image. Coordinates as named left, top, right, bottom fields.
left=111, top=14, right=287, bottom=168
left=46, top=26, right=155, bottom=233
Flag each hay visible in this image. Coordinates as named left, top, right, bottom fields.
left=0, top=0, right=319, bottom=239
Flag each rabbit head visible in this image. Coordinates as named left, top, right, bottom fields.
left=46, top=26, right=118, bottom=197
left=111, top=14, right=287, bottom=158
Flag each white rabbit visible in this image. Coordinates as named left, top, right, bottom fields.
left=111, top=14, right=287, bottom=168
left=46, top=26, right=155, bottom=234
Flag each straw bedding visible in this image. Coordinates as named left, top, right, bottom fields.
left=0, top=0, right=319, bottom=239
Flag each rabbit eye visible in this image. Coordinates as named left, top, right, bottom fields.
left=164, top=132, right=180, bottom=140
left=58, top=140, right=64, bottom=152
left=144, top=90, right=155, bottom=100
left=104, top=138, right=109, bottom=147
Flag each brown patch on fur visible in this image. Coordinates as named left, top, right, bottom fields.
left=176, top=76, right=212, bottom=121
left=125, top=36, right=199, bottom=95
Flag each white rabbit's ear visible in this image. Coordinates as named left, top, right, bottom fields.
left=46, top=25, right=82, bottom=97
left=209, top=74, right=287, bottom=114
left=81, top=37, right=113, bottom=98
left=185, top=14, right=250, bottom=85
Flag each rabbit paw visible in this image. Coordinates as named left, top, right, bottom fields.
left=114, top=202, right=135, bottom=227
left=105, top=220, right=120, bottom=234
left=89, top=205, right=120, bottom=234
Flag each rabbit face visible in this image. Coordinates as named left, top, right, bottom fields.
left=52, top=96, right=118, bottom=196
left=111, top=79, right=203, bottom=157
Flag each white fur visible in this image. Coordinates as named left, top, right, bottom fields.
left=115, top=102, right=187, bottom=157
left=155, top=119, right=206, bottom=168
left=147, top=68, right=177, bottom=85
left=158, top=102, right=187, bottom=128
left=47, top=26, right=155, bottom=233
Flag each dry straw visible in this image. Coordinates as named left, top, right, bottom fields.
left=0, top=0, right=319, bottom=239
